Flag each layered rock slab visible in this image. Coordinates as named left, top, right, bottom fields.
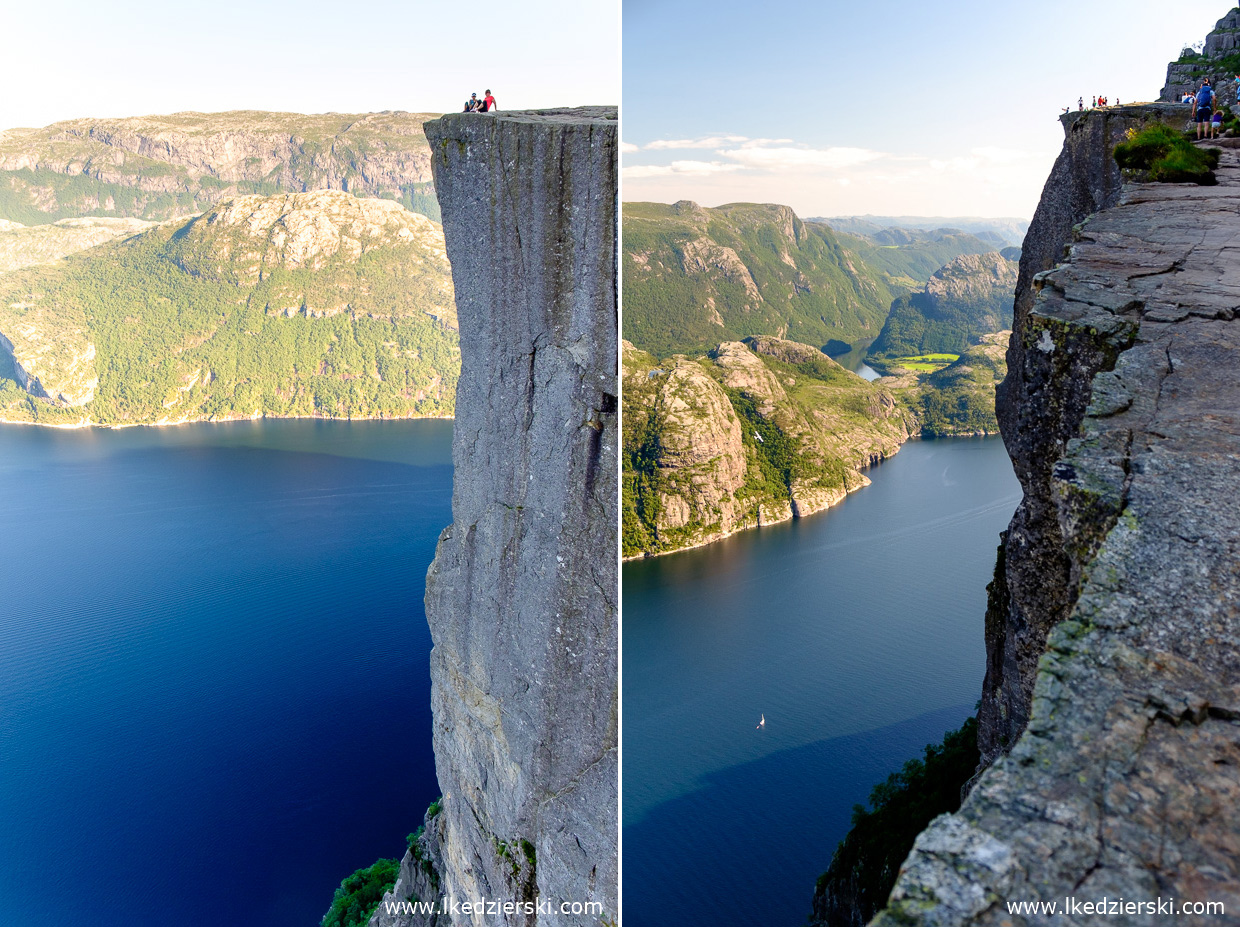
left=399, top=108, right=617, bottom=926
left=876, top=149, right=1240, bottom=925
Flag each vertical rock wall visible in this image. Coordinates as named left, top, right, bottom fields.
left=412, top=108, right=618, bottom=926
left=980, top=103, right=1186, bottom=766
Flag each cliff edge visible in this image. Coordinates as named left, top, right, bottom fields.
left=873, top=108, right=1240, bottom=924
left=378, top=108, right=617, bottom=926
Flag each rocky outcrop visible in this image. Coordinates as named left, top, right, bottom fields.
left=380, top=108, right=616, bottom=927
left=1160, top=8, right=1240, bottom=105
left=872, top=108, right=1240, bottom=925
left=0, top=111, right=440, bottom=223
left=622, top=337, right=916, bottom=558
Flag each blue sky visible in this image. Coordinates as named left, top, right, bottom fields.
left=623, top=0, right=1230, bottom=217
left=0, top=0, right=619, bottom=129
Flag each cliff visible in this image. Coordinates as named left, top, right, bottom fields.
left=867, top=106, right=1240, bottom=924
left=0, top=190, right=458, bottom=424
left=375, top=108, right=617, bottom=926
left=0, top=110, right=441, bottom=225
left=1160, top=7, right=1240, bottom=105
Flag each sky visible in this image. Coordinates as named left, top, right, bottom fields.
left=0, top=0, right=620, bottom=129
left=622, top=0, right=1231, bottom=218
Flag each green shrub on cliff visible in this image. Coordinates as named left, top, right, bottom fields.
left=1113, top=124, right=1220, bottom=184
left=322, top=857, right=399, bottom=927
left=813, top=716, right=980, bottom=926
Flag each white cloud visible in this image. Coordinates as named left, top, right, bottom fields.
left=623, top=160, right=744, bottom=178
left=718, top=145, right=885, bottom=170
left=620, top=141, right=640, bottom=153
left=644, top=135, right=750, bottom=150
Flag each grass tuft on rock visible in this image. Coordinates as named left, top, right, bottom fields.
left=1113, top=124, right=1220, bottom=184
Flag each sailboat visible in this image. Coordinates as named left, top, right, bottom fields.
left=756, top=713, right=765, bottom=730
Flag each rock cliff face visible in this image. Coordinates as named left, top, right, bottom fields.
left=1160, top=8, right=1240, bottom=105
left=871, top=106, right=1240, bottom=925
left=386, top=108, right=617, bottom=926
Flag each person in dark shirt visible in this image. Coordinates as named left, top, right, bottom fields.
left=464, top=93, right=480, bottom=112
left=480, top=90, right=497, bottom=113
left=1197, top=80, right=1215, bottom=139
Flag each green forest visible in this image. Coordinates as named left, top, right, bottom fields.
left=0, top=207, right=459, bottom=425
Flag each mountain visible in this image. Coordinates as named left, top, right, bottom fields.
left=623, top=336, right=916, bottom=557
left=623, top=200, right=903, bottom=357
left=821, top=223, right=1004, bottom=289
left=866, top=250, right=1018, bottom=368
left=818, top=215, right=1030, bottom=248
left=0, top=190, right=458, bottom=425
left=622, top=330, right=1008, bottom=558
left=0, top=110, right=441, bottom=225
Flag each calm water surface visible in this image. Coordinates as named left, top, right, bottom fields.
left=623, top=436, right=1020, bottom=926
left=0, top=419, right=452, bottom=927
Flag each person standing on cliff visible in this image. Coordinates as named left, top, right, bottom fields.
left=1197, top=80, right=1216, bottom=139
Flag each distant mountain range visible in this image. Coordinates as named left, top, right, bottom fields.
left=0, top=110, right=441, bottom=225
left=816, top=215, right=1030, bottom=248
left=623, top=200, right=1002, bottom=358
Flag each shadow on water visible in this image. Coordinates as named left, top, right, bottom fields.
left=623, top=704, right=975, bottom=927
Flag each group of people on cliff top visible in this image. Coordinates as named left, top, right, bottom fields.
left=1070, top=96, right=1120, bottom=112
left=463, top=90, right=497, bottom=113
left=1188, top=79, right=1227, bottom=140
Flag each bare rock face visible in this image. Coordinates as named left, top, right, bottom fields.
left=1160, top=10, right=1240, bottom=105
left=923, top=252, right=1017, bottom=310
left=410, top=108, right=617, bottom=926
left=0, top=111, right=439, bottom=223
left=876, top=112, right=1240, bottom=926
left=184, top=190, right=448, bottom=285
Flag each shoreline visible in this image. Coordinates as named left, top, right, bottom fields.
left=623, top=429, right=1001, bottom=563
left=0, top=410, right=455, bottom=430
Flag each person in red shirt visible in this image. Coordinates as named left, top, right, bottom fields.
left=481, top=90, right=497, bottom=113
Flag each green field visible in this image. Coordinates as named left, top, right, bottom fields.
left=890, top=353, right=959, bottom=372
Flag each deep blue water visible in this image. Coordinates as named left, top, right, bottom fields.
left=0, top=419, right=452, bottom=927
left=622, top=436, right=1020, bottom=927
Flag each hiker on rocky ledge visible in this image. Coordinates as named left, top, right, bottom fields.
left=1197, top=79, right=1216, bottom=140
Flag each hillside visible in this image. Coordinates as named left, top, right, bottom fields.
left=866, top=250, right=1017, bottom=368
left=623, top=330, right=1010, bottom=557
left=623, top=200, right=905, bottom=357
left=822, top=223, right=1005, bottom=290
left=0, top=110, right=441, bottom=225
left=0, top=190, right=458, bottom=425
